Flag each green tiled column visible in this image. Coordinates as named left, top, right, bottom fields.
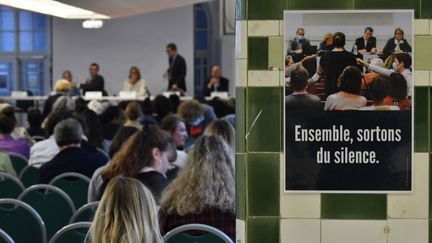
left=235, top=1, right=432, bottom=242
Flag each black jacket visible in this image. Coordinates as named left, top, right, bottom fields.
left=383, top=37, right=412, bottom=55
left=204, top=76, right=229, bottom=96
left=81, top=75, right=108, bottom=95
left=168, top=55, right=187, bottom=91
left=352, top=36, right=376, bottom=52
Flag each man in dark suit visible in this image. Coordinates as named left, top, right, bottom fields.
left=39, top=118, right=108, bottom=184
left=287, top=28, right=313, bottom=62
left=352, top=27, right=377, bottom=55
left=80, top=63, right=107, bottom=96
left=204, top=65, right=229, bottom=96
left=166, top=43, right=187, bottom=92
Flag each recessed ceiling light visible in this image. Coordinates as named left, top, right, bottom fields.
left=0, top=0, right=110, bottom=19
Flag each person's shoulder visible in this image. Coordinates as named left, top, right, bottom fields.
left=307, top=93, right=321, bottom=102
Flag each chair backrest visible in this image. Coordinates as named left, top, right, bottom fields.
left=0, top=172, right=25, bottom=199
left=49, top=173, right=91, bottom=209
left=49, top=222, right=91, bottom=243
left=8, top=153, right=28, bottom=176
left=19, top=162, right=45, bottom=188
left=96, top=148, right=109, bottom=161
left=69, top=201, right=99, bottom=224
left=18, top=184, right=76, bottom=240
left=0, top=198, right=47, bottom=243
left=0, top=228, right=15, bottom=243
left=163, top=224, right=233, bottom=243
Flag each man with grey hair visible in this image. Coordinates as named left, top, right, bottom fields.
left=39, top=118, right=108, bottom=183
left=285, top=65, right=321, bottom=112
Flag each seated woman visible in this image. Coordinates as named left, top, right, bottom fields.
left=324, top=66, right=367, bottom=111
left=90, top=176, right=163, bottom=243
left=383, top=28, right=412, bottom=56
left=124, top=101, right=143, bottom=130
left=122, top=66, right=146, bottom=96
left=204, top=118, right=235, bottom=152
left=360, top=76, right=399, bottom=111
left=159, top=135, right=235, bottom=241
left=42, top=79, right=72, bottom=118
left=161, top=115, right=188, bottom=169
left=318, top=32, right=333, bottom=52
left=97, top=126, right=172, bottom=202
left=0, top=106, right=30, bottom=158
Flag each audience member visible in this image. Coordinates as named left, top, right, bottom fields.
left=76, top=109, right=106, bottom=151
left=363, top=57, right=385, bottom=88
left=285, top=65, right=321, bottom=112
left=124, top=101, right=143, bottom=129
left=161, top=115, right=188, bottom=169
left=81, top=63, right=107, bottom=95
left=42, top=80, right=71, bottom=118
left=178, top=100, right=213, bottom=148
left=360, top=76, right=399, bottom=110
left=90, top=176, right=163, bottom=243
left=29, top=110, right=73, bottom=166
left=97, top=126, right=172, bottom=202
left=26, top=107, right=45, bottom=138
left=74, top=97, right=88, bottom=114
left=159, top=135, right=235, bottom=241
left=204, top=119, right=235, bottom=153
left=39, top=118, right=108, bottom=183
left=99, top=105, right=124, bottom=141
left=166, top=43, right=187, bottom=92
left=62, top=70, right=81, bottom=96
left=383, top=28, right=412, bottom=55
left=108, top=126, right=139, bottom=159
left=152, top=95, right=172, bottom=123
left=123, top=66, right=146, bottom=96
left=352, top=27, right=377, bottom=55
left=383, top=72, right=411, bottom=110
left=204, top=65, right=229, bottom=96
left=318, top=33, right=333, bottom=52
left=0, top=106, right=30, bottom=158
left=324, top=66, right=366, bottom=110
left=320, top=32, right=357, bottom=96
left=169, top=94, right=181, bottom=114
left=0, top=152, right=16, bottom=176
left=357, top=52, right=412, bottom=97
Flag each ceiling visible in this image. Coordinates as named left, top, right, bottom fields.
left=57, top=0, right=212, bottom=19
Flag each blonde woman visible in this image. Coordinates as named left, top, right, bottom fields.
left=90, top=176, right=163, bottom=243
left=204, top=118, right=235, bottom=151
left=159, top=135, right=235, bottom=240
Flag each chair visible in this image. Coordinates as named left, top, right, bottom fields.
left=69, top=201, right=99, bottom=224
left=0, top=228, right=14, bottom=243
left=163, top=224, right=233, bottom=243
left=0, top=199, right=47, bottom=243
left=7, top=152, right=28, bottom=176
left=49, top=173, right=90, bottom=209
left=18, top=184, right=76, bottom=240
left=0, top=172, right=25, bottom=199
left=48, top=222, right=91, bottom=243
left=96, top=148, right=109, bottom=161
left=19, top=162, right=45, bottom=188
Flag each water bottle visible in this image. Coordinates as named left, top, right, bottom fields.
left=353, top=45, right=358, bottom=55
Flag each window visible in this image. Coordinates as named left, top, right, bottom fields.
left=0, top=7, right=51, bottom=95
left=194, top=4, right=210, bottom=96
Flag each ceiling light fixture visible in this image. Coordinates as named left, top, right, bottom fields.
left=82, top=19, right=103, bottom=29
left=0, top=0, right=110, bottom=19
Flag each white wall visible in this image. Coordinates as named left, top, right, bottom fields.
left=52, top=5, right=194, bottom=96
left=221, top=35, right=235, bottom=96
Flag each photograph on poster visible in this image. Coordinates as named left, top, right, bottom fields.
left=284, top=10, right=413, bottom=192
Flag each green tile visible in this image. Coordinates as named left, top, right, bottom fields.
left=247, top=87, right=282, bottom=152
left=354, top=0, right=420, bottom=18
left=247, top=153, right=280, bottom=216
left=415, top=36, right=432, bottom=70
left=414, top=87, right=429, bottom=152
left=248, top=0, right=284, bottom=20
left=268, top=37, right=284, bottom=70
left=236, top=154, right=247, bottom=220
left=321, top=194, right=387, bottom=219
left=248, top=38, right=269, bottom=70
left=430, top=154, right=432, bottom=218
left=287, top=0, right=354, bottom=9
left=247, top=217, right=280, bottom=243
left=429, top=220, right=432, bottom=243
left=421, top=0, right=432, bottom=18
left=236, top=87, right=246, bottom=153
left=236, top=0, right=246, bottom=20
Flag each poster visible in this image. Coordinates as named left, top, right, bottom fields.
left=284, top=10, right=413, bottom=192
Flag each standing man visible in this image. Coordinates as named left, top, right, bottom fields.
left=204, top=65, right=229, bottom=96
left=81, top=63, right=107, bottom=95
left=166, top=43, right=187, bottom=92
left=352, top=27, right=377, bottom=55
